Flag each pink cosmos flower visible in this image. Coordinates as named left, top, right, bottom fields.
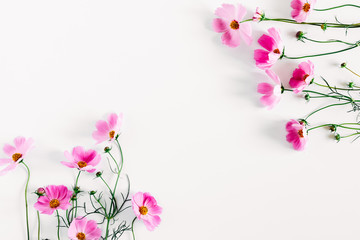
left=68, top=217, right=102, bottom=240
left=92, top=113, right=123, bottom=144
left=132, top=192, right=162, bottom=231
left=286, top=119, right=308, bottom=151
left=253, top=7, right=264, bottom=22
left=0, top=136, right=34, bottom=176
left=213, top=4, right=252, bottom=48
left=61, top=146, right=101, bottom=173
left=254, top=27, right=283, bottom=70
left=289, top=60, right=315, bottom=93
left=291, top=0, right=316, bottom=23
left=257, top=69, right=282, bottom=109
left=34, top=185, right=73, bottom=215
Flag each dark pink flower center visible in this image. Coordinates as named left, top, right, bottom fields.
left=77, top=161, right=87, bottom=168
left=303, top=74, right=309, bottom=81
left=303, top=3, right=311, bottom=12
left=298, top=129, right=304, bottom=138
left=12, top=153, right=22, bottom=162
left=49, top=199, right=60, bottom=208
left=230, top=20, right=240, bottom=30
left=139, top=206, right=148, bottom=215
left=76, top=232, right=86, bottom=240
left=109, top=130, right=115, bottom=139
left=273, top=49, right=280, bottom=54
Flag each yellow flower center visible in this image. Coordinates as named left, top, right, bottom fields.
left=77, top=161, right=87, bottom=168
left=298, top=129, right=304, bottom=138
left=230, top=20, right=239, bottom=30
left=303, top=74, right=309, bottom=81
left=139, top=206, right=148, bottom=215
left=273, top=48, right=280, bottom=54
left=12, top=153, right=22, bottom=162
left=303, top=3, right=311, bottom=12
left=109, top=130, right=115, bottom=139
left=49, top=199, right=60, bottom=208
left=76, top=232, right=86, bottom=240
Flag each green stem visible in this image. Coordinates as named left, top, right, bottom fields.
left=344, top=66, right=360, bottom=78
left=21, top=162, right=30, bottom=240
left=303, top=36, right=354, bottom=46
left=262, top=17, right=360, bottom=28
left=104, top=218, right=110, bottom=239
left=283, top=88, right=352, bottom=101
left=113, top=139, right=124, bottom=194
left=73, top=171, right=81, bottom=219
left=56, top=210, right=61, bottom=240
left=304, top=102, right=351, bottom=120
left=37, top=211, right=41, bottom=240
left=341, top=132, right=360, bottom=138
left=284, top=44, right=359, bottom=60
left=131, top=218, right=137, bottom=240
left=307, top=124, right=332, bottom=133
left=313, top=82, right=360, bottom=91
left=314, top=4, right=360, bottom=11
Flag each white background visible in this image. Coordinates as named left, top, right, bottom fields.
left=1, top=0, right=360, bottom=239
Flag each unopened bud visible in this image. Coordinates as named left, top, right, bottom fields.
left=341, top=62, right=347, bottom=68
left=296, top=31, right=304, bottom=40
left=36, top=187, right=45, bottom=197
left=74, top=186, right=80, bottom=194
left=349, top=82, right=354, bottom=88
left=329, top=125, right=336, bottom=132
left=90, top=190, right=96, bottom=195
left=304, top=94, right=310, bottom=101
left=104, top=146, right=111, bottom=153
left=335, top=134, right=341, bottom=141
left=96, top=171, right=102, bottom=177
left=321, top=23, right=327, bottom=31
left=71, top=195, right=77, bottom=201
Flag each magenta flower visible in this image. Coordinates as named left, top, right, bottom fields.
left=68, top=217, right=102, bottom=240
left=61, top=146, right=101, bottom=173
left=132, top=192, right=162, bottom=231
left=0, top=136, right=34, bottom=176
left=92, top=113, right=123, bottom=144
left=289, top=60, right=315, bottom=93
left=291, top=0, right=316, bottom=23
left=252, top=7, right=264, bottom=22
left=34, top=185, right=73, bottom=215
left=257, top=70, right=282, bottom=109
left=213, top=4, right=252, bottom=48
left=254, top=27, right=283, bottom=70
left=286, top=119, right=308, bottom=151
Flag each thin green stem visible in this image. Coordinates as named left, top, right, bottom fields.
left=303, top=36, right=354, bottom=46
left=113, top=139, right=124, bottom=194
left=262, top=17, right=360, bottom=28
left=131, top=218, right=137, bottom=240
left=99, top=176, right=113, bottom=195
left=37, top=211, right=41, bottom=240
left=307, top=124, right=332, bottom=133
left=344, top=66, right=360, bottom=78
left=104, top=218, right=111, bottom=239
left=313, top=82, right=360, bottom=91
left=341, top=132, right=360, bottom=138
left=56, top=210, right=61, bottom=240
left=314, top=4, right=360, bottom=11
left=284, top=44, right=359, bottom=60
left=73, top=171, right=81, bottom=219
left=21, top=162, right=30, bottom=240
left=305, top=102, right=351, bottom=120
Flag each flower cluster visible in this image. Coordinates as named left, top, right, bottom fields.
left=0, top=113, right=162, bottom=240
left=213, top=2, right=360, bottom=151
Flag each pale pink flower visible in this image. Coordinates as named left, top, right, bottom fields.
left=213, top=4, right=252, bottom=47
left=132, top=192, right=162, bottom=231
left=252, top=7, right=264, bottom=22
left=68, top=217, right=102, bottom=240
left=61, top=146, right=101, bottom=173
left=254, top=28, right=283, bottom=69
left=286, top=119, right=308, bottom=151
left=291, top=0, right=316, bottom=23
left=0, top=136, right=34, bottom=176
left=289, top=60, right=315, bottom=93
left=92, top=113, right=123, bottom=144
left=257, top=70, right=282, bottom=109
left=34, top=185, right=72, bottom=215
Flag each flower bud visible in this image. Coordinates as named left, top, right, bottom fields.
left=90, top=190, right=96, bottom=195
left=96, top=171, right=102, bottom=177
left=304, top=93, right=310, bottom=101
left=321, top=23, right=327, bottom=31
left=104, top=146, right=111, bottom=153
left=296, top=31, right=304, bottom=40
left=348, top=82, right=354, bottom=88
left=73, top=186, right=80, bottom=194
left=335, top=134, right=341, bottom=141
left=341, top=62, right=347, bottom=68
left=71, top=195, right=77, bottom=201
left=36, top=187, right=45, bottom=197
left=329, top=125, right=336, bottom=132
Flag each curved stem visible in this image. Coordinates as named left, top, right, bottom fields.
left=131, top=217, right=137, bottom=240
left=344, top=66, right=360, bottom=78
left=305, top=102, right=351, bottom=120
left=303, top=36, right=354, bottom=46
left=307, top=124, right=332, bottom=133
left=284, top=44, right=359, bottom=60
left=341, top=132, right=360, bottom=138
left=21, top=162, right=30, bottom=240
left=56, top=210, right=61, bottom=240
left=37, top=211, right=41, bottom=240
left=314, top=4, right=360, bottom=11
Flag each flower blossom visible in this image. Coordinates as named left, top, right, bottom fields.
left=254, top=27, right=283, bottom=69
left=213, top=4, right=252, bottom=47
left=132, top=192, right=162, bottom=231
left=289, top=60, right=315, bottom=93
left=92, top=113, right=123, bottom=144
left=286, top=119, right=308, bottom=151
left=252, top=7, right=264, bottom=22
left=61, top=146, right=101, bottom=173
left=68, top=217, right=102, bottom=240
left=291, top=0, right=317, bottom=23
left=257, top=69, right=282, bottom=109
left=0, top=136, right=34, bottom=176
left=34, top=185, right=72, bottom=215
